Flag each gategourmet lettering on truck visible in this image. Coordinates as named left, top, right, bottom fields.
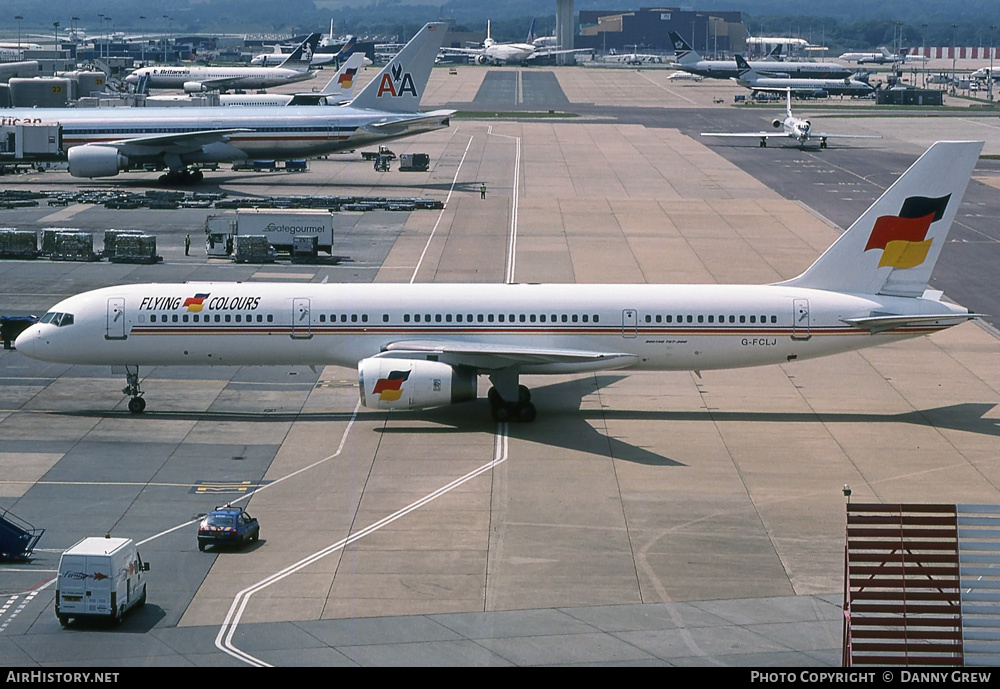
left=264, top=223, right=328, bottom=234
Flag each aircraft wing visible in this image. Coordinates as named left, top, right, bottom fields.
left=194, top=77, right=246, bottom=92
left=528, top=48, right=593, bottom=60
left=104, top=129, right=253, bottom=154
left=701, top=132, right=788, bottom=138
left=364, top=111, right=455, bottom=136
left=809, top=132, right=882, bottom=140
left=377, top=340, right=640, bottom=372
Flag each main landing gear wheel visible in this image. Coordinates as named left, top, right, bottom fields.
left=488, top=386, right=536, bottom=423
left=123, top=367, right=146, bottom=414
left=158, top=168, right=204, bottom=185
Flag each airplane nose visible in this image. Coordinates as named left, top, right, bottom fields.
left=125, top=74, right=138, bottom=84
left=13, top=325, right=37, bottom=356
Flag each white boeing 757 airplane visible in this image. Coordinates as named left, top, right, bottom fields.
left=14, top=141, right=983, bottom=422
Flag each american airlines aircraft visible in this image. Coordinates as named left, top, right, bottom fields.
left=14, top=142, right=984, bottom=422
left=3, top=23, right=450, bottom=183
left=125, top=34, right=320, bottom=93
left=702, top=89, right=880, bottom=148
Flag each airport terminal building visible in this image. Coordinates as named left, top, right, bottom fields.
left=577, top=7, right=745, bottom=55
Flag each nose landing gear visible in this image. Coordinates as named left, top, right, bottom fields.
left=122, top=367, right=146, bottom=414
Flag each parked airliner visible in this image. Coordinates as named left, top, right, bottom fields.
left=14, top=142, right=983, bottom=422
left=702, top=89, right=880, bottom=148
left=125, top=34, right=319, bottom=93
left=735, top=55, right=873, bottom=98
left=669, top=32, right=852, bottom=80
left=3, top=23, right=450, bottom=183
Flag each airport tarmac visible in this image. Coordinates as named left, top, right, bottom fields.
left=1, top=66, right=999, bottom=667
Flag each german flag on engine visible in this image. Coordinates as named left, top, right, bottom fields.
left=372, top=370, right=410, bottom=402
left=865, top=195, right=950, bottom=269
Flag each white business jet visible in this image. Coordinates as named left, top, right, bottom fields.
left=702, top=88, right=881, bottom=148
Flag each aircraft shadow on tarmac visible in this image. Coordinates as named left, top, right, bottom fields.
left=54, top=375, right=1000, bottom=468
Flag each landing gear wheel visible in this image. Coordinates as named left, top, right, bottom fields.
left=123, top=368, right=146, bottom=414
left=518, top=385, right=531, bottom=403
left=820, top=139, right=828, bottom=149
left=488, top=387, right=502, bottom=406
left=759, top=139, right=767, bottom=148
left=514, top=402, right=537, bottom=423
left=491, top=404, right=511, bottom=423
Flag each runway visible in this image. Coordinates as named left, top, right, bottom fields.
left=1, top=66, right=999, bottom=666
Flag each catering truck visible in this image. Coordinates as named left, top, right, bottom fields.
left=205, top=210, right=334, bottom=256
left=55, top=536, right=150, bottom=626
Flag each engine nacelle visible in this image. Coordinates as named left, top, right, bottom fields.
left=358, top=358, right=477, bottom=410
left=183, top=81, right=208, bottom=93
left=67, top=146, right=129, bottom=178
left=771, top=119, right=783, bottom=129
left=475, top=54, right=488, bottom=65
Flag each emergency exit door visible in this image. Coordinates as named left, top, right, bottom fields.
left=622, top=308, right=638, bottom=338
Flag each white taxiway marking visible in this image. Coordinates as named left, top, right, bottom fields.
left=411, top=135, right=474, bottom=283
left=217, top=423, right=511, bottom=667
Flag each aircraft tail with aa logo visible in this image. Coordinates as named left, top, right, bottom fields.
left=778, top=141, right=983, bottom=298
left=350, top=22, right=447, bottom=113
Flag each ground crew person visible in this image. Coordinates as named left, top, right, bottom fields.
left=184, top=234, right=191, bottom=256
left=480, top=182, right=486, bottom=199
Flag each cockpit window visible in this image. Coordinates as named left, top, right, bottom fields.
left=40, top=312, right=74, bottom=326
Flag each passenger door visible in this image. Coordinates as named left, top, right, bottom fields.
left=106, top=297, right=126, bottom=340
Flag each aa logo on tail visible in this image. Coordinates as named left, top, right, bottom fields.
left=376, top=63, right=418, bottom=98
left=372, top=370, right=410, bottom=401
left=865, top=195, right=950, bottom=269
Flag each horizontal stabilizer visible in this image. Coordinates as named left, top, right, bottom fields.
left=841, top=313, right=982, bottom=334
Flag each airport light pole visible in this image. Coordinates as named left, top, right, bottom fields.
left=14, top=16, right=22, bottom=52
left=163, top=15, right=172, bottom=64
left=921, top=24, right=927, bottom=88
left=52, top=22, right=60, bottom=54
left=991, top=25, right=996, bottom=100
left=140, top=16, right=145, bottom=64
left=952, top=24, right=959, bottom=92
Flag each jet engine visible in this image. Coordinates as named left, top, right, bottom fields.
left=358, top=358, right=477, bottom=410
left=475, top=54, right=488, bottom=65
left=183, top=81, right=208, bottom=93
left=772, top=119, right=783, bottom=128
left=67, top=146, right=129, bottom=178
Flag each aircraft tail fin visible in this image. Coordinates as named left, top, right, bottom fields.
left=668, top=31, right=700, bottom=65
left=278, top=33, right=320, bottom=71
left=335, top=35, right=357, bottom=61
left=526, top=18, right=536, bottom=45
left=734, top=54, right=757, bottom=80
left=320, top=52, right=366, bottom=98
left=350, top=22, right=447, bottom=113
left=778, top=141, right=983, bottom=298
left=786, top=87, right=793, bottom=118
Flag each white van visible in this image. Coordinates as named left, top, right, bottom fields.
left=55, top=536, right=150, bottom=626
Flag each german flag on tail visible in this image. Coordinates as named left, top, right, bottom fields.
left=865, top=195, right=950, bottom=269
